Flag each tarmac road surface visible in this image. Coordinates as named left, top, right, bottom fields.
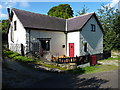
left=2, top=58, right=119, bottom=89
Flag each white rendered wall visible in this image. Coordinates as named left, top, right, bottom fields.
left=8, top=11, right=27, bottom=54
left=67, top=31, right=80, bottom=57
left=80, top=16, right=103, bottom=56
left=30, top=30, right=66, bottom=56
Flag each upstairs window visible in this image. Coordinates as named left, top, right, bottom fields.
left=91, top=24, right=95, bottom=32
left=14, top=21, right=17, bottom=31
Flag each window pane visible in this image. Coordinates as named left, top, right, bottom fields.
left=40, top=40, right=50, bottom=51
left=91, top=24, right=95, bottom=31
left=84, top=43, right=87, bottom=52
left=14, top=21, right=16, bottom=30
left=32, top=42, right=40, bottom=52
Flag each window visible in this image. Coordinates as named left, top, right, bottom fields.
left=32, top=42, right=40, bottom=52
left=14, top=21, right=16, bottom=30
left=91, top=24, right=95, bottom=31
left=11, top=26, right=14, bottom=42
left=84, top=43, right=87, bottom=52
left=40, top=40, right=50, bottom=51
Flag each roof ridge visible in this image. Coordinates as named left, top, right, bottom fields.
left=12, top=8, right=66, bottom=21
left=67, top=12, right=95, bottom=20
left=12, top=8, right=95, bottom=21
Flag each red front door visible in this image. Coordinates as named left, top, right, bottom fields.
left=69, top=43, right=74, bottom=57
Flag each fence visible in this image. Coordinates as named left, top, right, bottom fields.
left=57, top=55, right=90, bottom=65
left=56, top=51, right=111, bottom=65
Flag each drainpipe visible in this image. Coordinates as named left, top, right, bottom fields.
left=65, top=19, right=68, bottom=56
left=28, top=29, right=31, bottom=52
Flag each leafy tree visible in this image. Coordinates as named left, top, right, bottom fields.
left=97, top=4, right=120, bottom=51
left=1, top=20, right=9, bottom=33
left=76, top=5, right=89, bottom=16
left=47, top=4, right=73, bottom=19
left=112, top=10, right=120, bottom=50
left=0, top=19, right=9, bottom=43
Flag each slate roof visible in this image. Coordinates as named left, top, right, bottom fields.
left=67, top=13, right=94, bottom=31
left=11, top=8, right=102, bottom=32
left=12, top=8, right=66, bottom=31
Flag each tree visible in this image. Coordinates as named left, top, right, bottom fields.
left=0, top=19, right=9, bottom=44
left=97, top=4, right=120, bottom=51
left=47, top=4, right=73, bottom=19
left=112, top=10, right=120, bottom=50
left=76, top=5, right=89, bottom=16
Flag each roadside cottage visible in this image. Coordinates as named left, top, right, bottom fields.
left=7, top=8, right=103, bottom=60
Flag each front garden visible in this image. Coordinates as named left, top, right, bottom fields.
left=2, top=47, right=120, bottom=74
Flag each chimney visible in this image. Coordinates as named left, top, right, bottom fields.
left=7, top=8, right=11, bottom=21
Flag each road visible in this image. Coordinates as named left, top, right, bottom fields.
left=2, top=58, right=119, bottom=89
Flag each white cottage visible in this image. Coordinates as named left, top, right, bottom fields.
left=7, top=8, right=103, bottom=59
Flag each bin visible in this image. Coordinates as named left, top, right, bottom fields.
left=90, top=55, right=97, bottom=66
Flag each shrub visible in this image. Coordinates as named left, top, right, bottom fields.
left=8, top=52, right=20, bottom=58
left=3, top=50, right=14, bottom=56
left=3, top=49, right=34, bottom=63
left=13, top=56, right=34, bottom=62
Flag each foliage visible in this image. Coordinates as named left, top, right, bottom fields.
left=101, top=56, right=120, bottom=61
left=1, top=19, right=9, bottom=43
left=72, top=64, right=117, bottom=74
left=34, top=60, right=68, bottom=71
left=38, top=63, right=67, bottom=71
left=3, top=50, right=14, bottom=56
left=2, top=49, right=20, bottom=58
left=3, top=49, right=34, bottom=62
left=76, top=5, right=89, bottom=16
left=97, top=4, right=120, bottom=51
left=8, top=52, right=20, bottom=58
left=47, top=4, right=73, bottom=19
left=1, top=20, right=9, bottom=32
left=13, top=56, right=33, bottom=62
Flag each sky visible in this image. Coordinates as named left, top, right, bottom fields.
left=0, top=0, right=119, bottom=20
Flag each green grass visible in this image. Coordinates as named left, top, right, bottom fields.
left=34, top=61, right=68, bottom=71
left=72, top=55, right=119, bottom=74
left=3, top=49, right=34, bottom=63
left=13, top=56, right=34, bottom=62
left=3, top=50, right=14, bottom=56
left=99, top=56, right=120, bottom=62
left=8, top=52, right=20, bottom=58
left=71, top=64, right=118, bottom=74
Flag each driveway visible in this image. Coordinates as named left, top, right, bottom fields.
left=2, top=58, right=119, bottom=89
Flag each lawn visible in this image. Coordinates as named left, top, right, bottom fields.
left=71, top=55, right=119, bottom=74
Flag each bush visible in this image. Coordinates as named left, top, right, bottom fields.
left=13, top=56, right=34, bottom=62
left=8, top=52, right=20, bottom=58
left=3, top=49, right=34, bottom=63
left=3, top=50, right=14, bottom=56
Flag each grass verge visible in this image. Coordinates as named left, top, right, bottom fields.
left=34, top=61, right=68, bottom=71
left=3, top=49, right=34, bottom=63
left=71, top=64, right=118, bottom=74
